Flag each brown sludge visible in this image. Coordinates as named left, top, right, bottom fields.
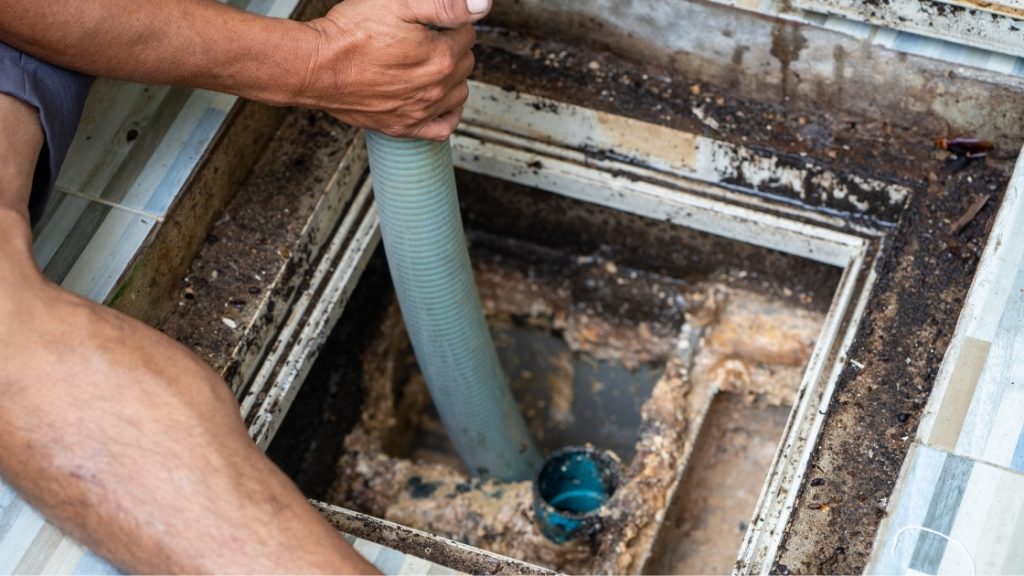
left=327, top=259, right=824, bottom=573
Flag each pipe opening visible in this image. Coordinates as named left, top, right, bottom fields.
left=534, top=447, right=622, bottom=543
left=271, top=169, right=839, bottom=571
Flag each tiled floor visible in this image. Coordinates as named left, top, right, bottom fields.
left=867, top=446, right=1024, bottom=575
left=866, top=156, right=1024, bottom=574
left=0, top=481, right=459, bottom=575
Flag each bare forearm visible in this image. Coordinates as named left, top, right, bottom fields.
left=0, top=0, right=314, bottom=106
left=1, top=0, right=493, bottom=140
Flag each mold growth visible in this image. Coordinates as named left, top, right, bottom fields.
left=281, top=171, right=834, bottom=573
left=161, top=8, right=1015, bottom=569
left=324, top=265, right=822, bottom=572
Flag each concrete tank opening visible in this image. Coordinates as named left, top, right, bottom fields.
left=146, top=3, right=1020, bottom=568
left=268, top=164, right=850, bottom=573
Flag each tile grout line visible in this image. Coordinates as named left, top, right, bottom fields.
left=57, top=188, right=165, bottom=223
left=869, top=443, right=1024, bottom=575
left=915, top=440, right=1024, bottom=479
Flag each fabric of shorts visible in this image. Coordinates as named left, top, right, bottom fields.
left=0, top=42, right=93, bottom=224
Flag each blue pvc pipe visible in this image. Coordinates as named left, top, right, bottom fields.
left=533, top=447, right=622, bottom=543
left=365, top=132, right=541, bottom=481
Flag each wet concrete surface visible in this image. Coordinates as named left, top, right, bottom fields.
left=322, top=273, right=821, bottom=573
left=399, top=322, right=663, bottom=466
left=154, top=15, right=1015, bottom=572
left=472, top=26, right=1019, bottom=221
left=774, top=162, right=1007, bottom=575
left=468, top=27, right=1012, bottom=572
left=645, top=394, right=791, bottom=575
left=311, top=185, right=827, bottom=572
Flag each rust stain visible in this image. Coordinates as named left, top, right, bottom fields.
left=770, top=23, right=808, bottom=100
left=595, top=111, right=699, bottom=171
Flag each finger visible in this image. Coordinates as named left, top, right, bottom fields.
left=443, top=49, right=476, bottom=91
left=427, top=81, right=470, bottom=118
left=401, top=0, right=491, bottom=28
left=414, top=106, right=464, bottom=142
left=437, top=25, right=477, bottom=71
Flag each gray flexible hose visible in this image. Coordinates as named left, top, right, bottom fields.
left=365, top=131, right=541, bottom=481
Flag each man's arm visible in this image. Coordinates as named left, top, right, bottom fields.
left=0, top=93, right=379, bottom=573
left=0, top=0, right=489, bottom=140
left=0, top=0, right=489, bottom=570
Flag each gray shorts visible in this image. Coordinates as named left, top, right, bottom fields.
left=0, top=42, right=93, bottom=224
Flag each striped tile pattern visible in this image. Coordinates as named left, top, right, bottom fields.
left=869, top=446, right=1024, bottom=575
left=915, top=154, right=1024, bottom=471
left=868, top=148, right=1024, bottom=572
left=30, top=84, right=234, bottom=301
left=0, top=483, right=113, bottom=576
left=952, top=264, right=1024, bottom=470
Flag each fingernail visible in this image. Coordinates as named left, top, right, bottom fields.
left=467, top=0, right=490, bottom=14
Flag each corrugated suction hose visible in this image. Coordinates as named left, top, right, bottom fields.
left=365, top=131, right=541, bottom=481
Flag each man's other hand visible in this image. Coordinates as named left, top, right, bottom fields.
left=297, top=0, right=490, bottom=141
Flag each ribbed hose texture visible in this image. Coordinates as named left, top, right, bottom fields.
left=365, top=132, right=541, bottom=481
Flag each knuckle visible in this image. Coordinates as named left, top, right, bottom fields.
left=347, top=25, right=371, bottom=46
left=417, top=85, right=442, bottom=107
left=436, top=51, right=457, bottom=76
left=424, top=85, right=446, bottom=104
left=432, top=0, right=459, bottom=26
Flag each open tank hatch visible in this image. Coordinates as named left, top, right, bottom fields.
left=147, top=8, right=1018, bottom=567
left=265, top=140, right=871, bottom=572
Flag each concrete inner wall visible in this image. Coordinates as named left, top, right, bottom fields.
left=489, top=0, right=1024, bottom=150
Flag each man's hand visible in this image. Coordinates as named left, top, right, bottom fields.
left=299, top=0, right=489, bottom=141
left=0, top=0, right=490, bottom=142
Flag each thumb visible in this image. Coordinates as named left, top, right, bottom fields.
left=401, top=0, right=491, bottom=28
